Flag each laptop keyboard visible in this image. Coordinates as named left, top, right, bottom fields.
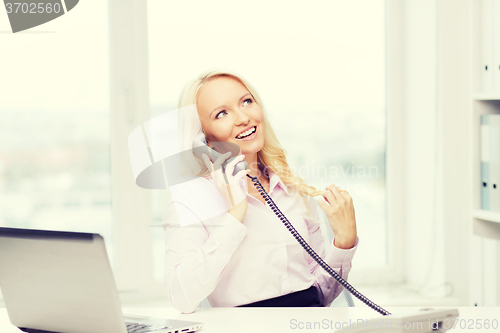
left=126, top=323, right=170, bottom=333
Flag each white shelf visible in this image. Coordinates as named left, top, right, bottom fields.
left=472, top=209, right=500, bottom=223
left=471, top=92, right=500, bottom=100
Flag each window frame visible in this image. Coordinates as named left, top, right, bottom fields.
left=108, top=0, right=159, bottom=293
left=345, top=0, right=405, bottom=286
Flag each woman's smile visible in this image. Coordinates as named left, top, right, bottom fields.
left=235, top=126, right=257, bottom=141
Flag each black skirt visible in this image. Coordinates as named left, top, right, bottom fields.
left=237, top=286, right=324, bottom=307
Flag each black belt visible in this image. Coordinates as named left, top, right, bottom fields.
left=237, top=286, right=323, bottom=307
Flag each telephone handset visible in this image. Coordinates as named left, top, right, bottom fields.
left=192, top=132, right=248, bottom=178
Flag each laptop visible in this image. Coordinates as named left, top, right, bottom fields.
left=0, top=227, right=204, bottom=333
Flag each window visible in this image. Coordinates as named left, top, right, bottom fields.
left=0, top=2, right=112, bottom=272
left=147, top=0, right=386, bottom=283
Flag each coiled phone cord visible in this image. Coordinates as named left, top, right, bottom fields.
left=246, top=174, right=391, bottom=316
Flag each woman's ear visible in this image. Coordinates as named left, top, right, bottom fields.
left=202, top=129, right=210, bottom=148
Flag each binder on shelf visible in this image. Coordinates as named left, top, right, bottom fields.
left=490, top=115, right=500, bottom=212
left=481, top=0, right=494, bottom=92
left=481, top=114, right=490, bottom=210
left=494, top=0, right=500, bottom=93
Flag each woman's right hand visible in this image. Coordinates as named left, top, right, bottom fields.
left=201, top=152, right=250, bottom=223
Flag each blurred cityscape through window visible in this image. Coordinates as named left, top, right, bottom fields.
left=0, top=5, right=112, bottom=263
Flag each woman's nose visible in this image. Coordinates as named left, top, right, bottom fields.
left=235, top=108, right=250, bottom=124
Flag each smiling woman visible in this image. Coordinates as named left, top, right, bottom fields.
left=197, top=76, right=267, bottom=194
left=161, top=70, right=359, bottom=313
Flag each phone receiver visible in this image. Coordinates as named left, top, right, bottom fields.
left=192, top=132, right=249, bottom=177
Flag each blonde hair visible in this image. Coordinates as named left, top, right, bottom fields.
left=177, top=69, right=325, bottom=224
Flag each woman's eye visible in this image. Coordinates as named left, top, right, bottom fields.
left=216, top=110, right=227, bottom=119
left=242, top=98, right=252, bottom=106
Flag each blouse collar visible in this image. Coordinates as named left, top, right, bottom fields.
left=265, top=168, right=290, bottom=196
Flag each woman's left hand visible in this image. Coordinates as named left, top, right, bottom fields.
left=317, top=184, right=357, bottom=249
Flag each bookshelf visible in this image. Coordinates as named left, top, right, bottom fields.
left=470, top=0, right=500, bottom=240
left=468, top=0, right=500, bottom=307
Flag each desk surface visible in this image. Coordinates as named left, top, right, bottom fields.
left=0, top=306, right=498, bottom=333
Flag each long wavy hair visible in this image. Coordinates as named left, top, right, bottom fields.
left=177, top=69, right=325, bottom=224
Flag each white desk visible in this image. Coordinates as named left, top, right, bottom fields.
left=0, top=306, right=498, bottom=332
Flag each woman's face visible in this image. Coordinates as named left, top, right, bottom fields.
left=197, top=76, right=265, bottom=155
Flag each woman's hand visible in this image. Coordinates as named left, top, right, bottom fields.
left=201, top=152, right=250, bottom=223
left=317, top=184, right=357, bottom=249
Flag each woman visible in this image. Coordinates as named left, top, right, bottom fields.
left=163, top=70, right=359, bottom=314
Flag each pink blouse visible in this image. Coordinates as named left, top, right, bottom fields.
left=162, top=170, right=359, bottom=314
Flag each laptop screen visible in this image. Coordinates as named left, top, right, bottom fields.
left=0, top=227, right=127, bottom=333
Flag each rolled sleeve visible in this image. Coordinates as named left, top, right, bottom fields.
left=324, top=236, right=359, bottom=277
